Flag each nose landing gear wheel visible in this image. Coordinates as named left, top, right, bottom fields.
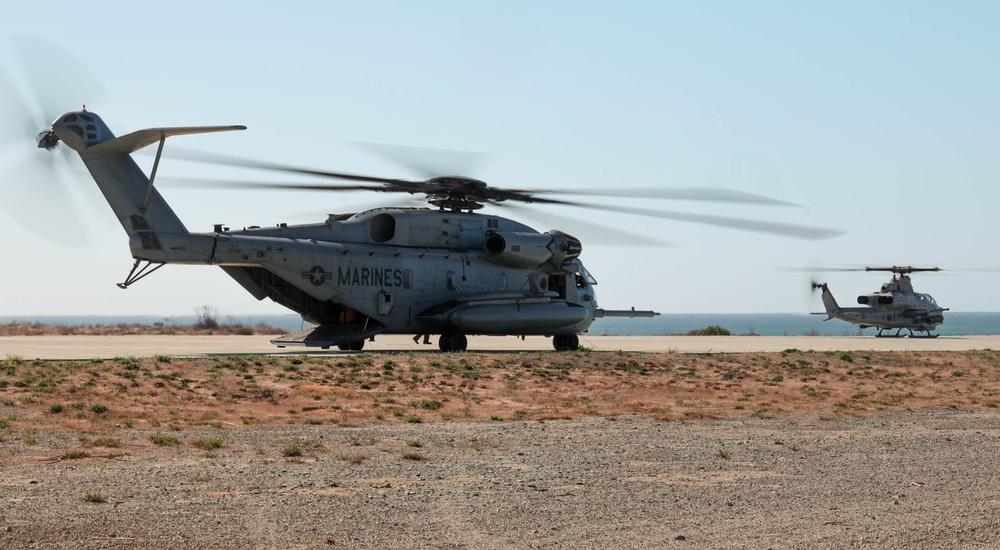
left=553, top=334, right=579, bottom=351
left=439, top=331, right=468, bottom=352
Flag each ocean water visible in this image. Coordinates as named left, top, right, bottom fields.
left=2, top=312, right=999, bottom=336
left=591, top=312, right=1000, bottom=337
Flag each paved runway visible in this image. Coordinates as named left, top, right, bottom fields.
left=3, top=333, right=1000, bottom=360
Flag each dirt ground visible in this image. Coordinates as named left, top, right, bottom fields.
left=2, top=348, right=999, bottom=427
left=2, top=348, right=1000, bottom=548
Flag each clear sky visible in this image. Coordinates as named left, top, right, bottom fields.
left=0, top=1, right=998, bottom=319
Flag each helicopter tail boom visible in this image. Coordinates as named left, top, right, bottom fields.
left=49, top=110, right=244, bottom=244
left=812, top=282, right=842, bottom=319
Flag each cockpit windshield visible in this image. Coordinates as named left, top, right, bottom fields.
left=916, top=293, right=938, bottom=307
left=575, top=261, right=597, bottom=286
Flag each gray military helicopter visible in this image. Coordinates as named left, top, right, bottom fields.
left=1, top=38, right=845, bottom=352
left=811, top=266, right=948, bottom=338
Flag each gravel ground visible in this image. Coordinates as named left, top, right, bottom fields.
left=2, top=410, right=999, bottom=549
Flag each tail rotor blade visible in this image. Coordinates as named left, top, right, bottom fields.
left=7, top=35, right=108, bottom=125
left=0, top=36, right=111, bottom=245
left=0, top=149, right=93, bottom=245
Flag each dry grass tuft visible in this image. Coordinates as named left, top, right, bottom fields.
left=2, top=350, right=999, bottom=435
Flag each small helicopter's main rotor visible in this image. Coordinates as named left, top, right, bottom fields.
left=865, top=266, right=941, bottom=276
left=790, top=265, right=943, bottom=276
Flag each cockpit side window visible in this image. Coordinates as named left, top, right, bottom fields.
left=574, top=261, right=598, bottom=286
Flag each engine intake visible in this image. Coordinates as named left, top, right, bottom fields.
left=858, top=295, right=893, bottom=305
left=483, top=230, right=581, bottom=268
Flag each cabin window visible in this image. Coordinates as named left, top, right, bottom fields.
left=446, top=271, right=457, bottom=290
left=402, top=269, right=413, bottom=289
left=499, top=273, right=507, bottom=291
left=369, top=213, right=396, bottom=243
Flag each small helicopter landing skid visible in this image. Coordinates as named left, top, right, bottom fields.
left=875, top=327, right=939, bottom=339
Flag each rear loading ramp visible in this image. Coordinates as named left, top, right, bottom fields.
left=271, top=324, right=384, bottom=349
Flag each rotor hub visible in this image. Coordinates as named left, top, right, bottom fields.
left=429, top=197, right=484, bottom=212
left=427, top=176, right=489, bottom=190
left=36, top=130, right=60, bottom=149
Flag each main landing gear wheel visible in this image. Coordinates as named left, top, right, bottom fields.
left=337, top=340, right=365, bottom=351
left=439, top=332, right=468, bottom=352
left=553, top=334, right=579, bottom=351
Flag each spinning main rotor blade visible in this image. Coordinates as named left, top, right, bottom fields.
left=159, top=148, right=800, bottom=206
left=584, top=202, right=844, bottom=240
left=352, top=144, right=794, bottom=205
left=154, top=176, right=388, bottom=193
left=524, top=187, right=796, bottom=206
left=153, top=176, right=580, bottom=207
left=490, top=201, right=672, bottom=247
left=354, top=142, right=490, bottom=180
left=155, top=143, right=842, bottom=239
left=160, top=175, right=839, bottom=240
left=156, top=148, right=422, bottom=187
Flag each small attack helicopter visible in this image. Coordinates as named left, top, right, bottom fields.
left=811, top=266, right=948, bottom=338
left=1, top=38, right=844, bottom=352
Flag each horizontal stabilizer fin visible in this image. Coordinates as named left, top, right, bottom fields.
left=88, top=125, right=247, bottom=155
